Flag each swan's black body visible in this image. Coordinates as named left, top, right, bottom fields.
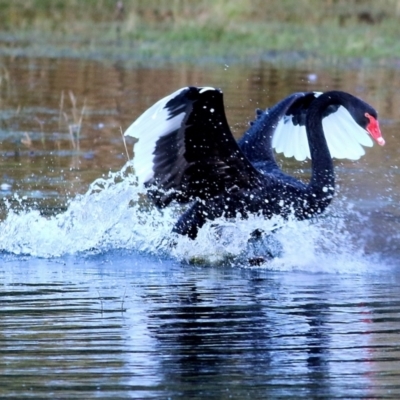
left=125, top=87, right=382, bottom=239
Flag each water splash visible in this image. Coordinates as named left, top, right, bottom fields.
left=0, top=162, right=389, bottom=273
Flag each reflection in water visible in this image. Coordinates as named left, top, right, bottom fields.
left=147, top=280, right=272, bottom=388
left=141, top=271, right=378, bottom=399
left=1, top=255, right=400, bottom=398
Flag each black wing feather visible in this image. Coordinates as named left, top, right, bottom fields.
left=146, top=87, right=262, bottom=205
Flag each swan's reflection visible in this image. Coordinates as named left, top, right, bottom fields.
left=142, top=270, right=342, bottom=397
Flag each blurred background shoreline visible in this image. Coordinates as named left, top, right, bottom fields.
left=0, top=0, right=400, bottom=67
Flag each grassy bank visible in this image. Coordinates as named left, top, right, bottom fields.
left=1, top=0, right=400, bottom=65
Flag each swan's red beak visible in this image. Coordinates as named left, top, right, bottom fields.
left=365, top=113, right=385, bottom=146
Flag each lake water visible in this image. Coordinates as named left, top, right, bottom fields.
left=1, top=55, right=400, bottom=399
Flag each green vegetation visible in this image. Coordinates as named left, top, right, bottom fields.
left=0, top=0, right=400, bottom=65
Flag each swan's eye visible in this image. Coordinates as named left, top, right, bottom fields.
left=365, top=113, right=385, bottom=146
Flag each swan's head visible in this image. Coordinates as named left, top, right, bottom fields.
left=364, top=112, right=385, bottom=146
left=349, top=101, right=385, bottom=146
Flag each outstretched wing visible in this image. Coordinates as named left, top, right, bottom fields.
left=124, top=87, right=262, bottom=205
left=239, top=92, right=306, bottom=165
left=271, top=92, right=374, bottom=161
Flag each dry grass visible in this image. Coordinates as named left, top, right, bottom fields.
left=59, top=90, right=86, bottom=151
left=1, top=0, right=400, bottom=64
left=1, top=0, right=400, bottom=27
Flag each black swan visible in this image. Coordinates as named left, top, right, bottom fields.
left=124, top=87, right=384, bottom=239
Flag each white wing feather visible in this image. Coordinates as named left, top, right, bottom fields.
left=323, top=106, right=372, bottom=160
left=273, top=104, right=373, bottom=161
left=124, top=87, right=188, bottom=183
left=273, top=117, right=311, bottom=161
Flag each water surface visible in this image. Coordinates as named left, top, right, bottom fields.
left=1, top=56, right=400, bottom=398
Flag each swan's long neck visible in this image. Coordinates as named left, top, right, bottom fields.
left=306, top=91, right=350, bottom=195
